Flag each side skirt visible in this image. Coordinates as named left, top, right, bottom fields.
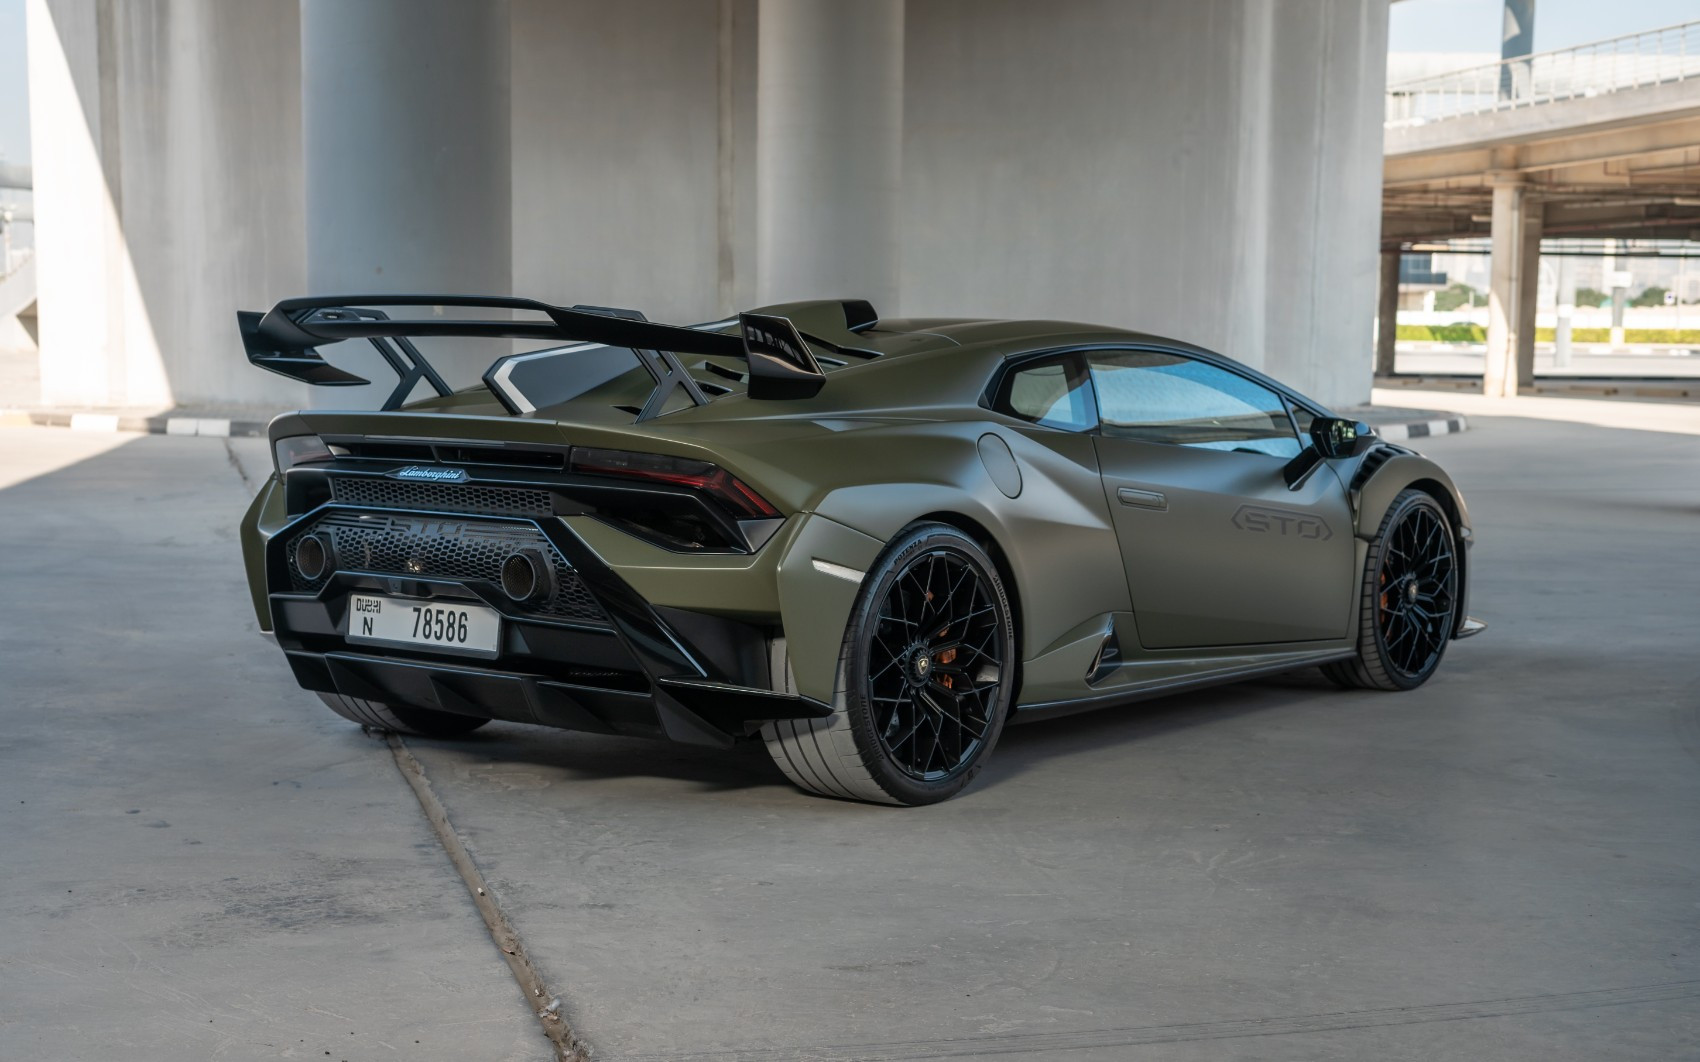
left=1011, top=648, right=1357, bottom=725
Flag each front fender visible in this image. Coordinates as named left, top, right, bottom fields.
left=1353, top=453, right=1471, bottom=540
left=1353, top=451, right=1475, bottom=636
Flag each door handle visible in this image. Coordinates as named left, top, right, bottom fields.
left=1117, top=487, right=1167, bottom=511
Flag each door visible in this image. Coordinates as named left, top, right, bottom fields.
left=1085, top=350, right=1354, bottom=650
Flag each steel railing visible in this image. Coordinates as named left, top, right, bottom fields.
left=1386, top=19, right=1700, bottom=127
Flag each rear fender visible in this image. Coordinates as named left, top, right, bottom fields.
left=807, top=427, right=1128, bottom=695
left=774, top=516, right=888, bottom=702
left=241, top=473, right=289, bottom=630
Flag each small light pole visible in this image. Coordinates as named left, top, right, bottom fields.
left=1554, top=254, right=1575, bottom=368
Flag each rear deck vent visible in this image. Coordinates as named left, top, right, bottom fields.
left=433, top=444, right=566, bottom=470
left=338, top=441, right=435, bottom=462
left=333, top=440, right=567, bottom=470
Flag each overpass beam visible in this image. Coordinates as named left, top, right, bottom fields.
left=1376, top=250, right=1400, bottom=376
left=1484, top=177, right=1529, bottom=397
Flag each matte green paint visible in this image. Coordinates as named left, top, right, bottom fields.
left=240, top=302, right=1474, bottom=714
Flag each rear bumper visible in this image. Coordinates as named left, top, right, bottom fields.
left=265, top=510, right=831, bottom=746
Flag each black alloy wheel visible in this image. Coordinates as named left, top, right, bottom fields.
left=1325, top=488, right=1459, bottom=691
left=1374, top=500, right=1458, bottom=680
left=760, top=523, right=1016, bottom=805
left=865, top=543, right=1007, bottom=783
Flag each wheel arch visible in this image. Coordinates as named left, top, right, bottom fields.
left=912, top=510, right=1025, bottom=687
left=1355, top=457, right=1473, bottom=638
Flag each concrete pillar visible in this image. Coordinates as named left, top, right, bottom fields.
left=756, top=0, right=902, bottom=312
left=302, top=0, right=510, bottom=402
left=1515, top=203, right=1542, bottom=390
left=1484, top=177, right=1526, bottom=397
left=1609, top=270, right=1628, bottom=350
left=1499, top=0, right=1536, bottom=101
left=25, top=0, right=161, bottom=408
left=27, top=0, right=305, bottom=409
left=1375, top=250, right=1400, bottom=377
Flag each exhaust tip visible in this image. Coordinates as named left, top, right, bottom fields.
left=295, top=533, right=334, bottom=581
left=500, top=549, right=555, bottom=605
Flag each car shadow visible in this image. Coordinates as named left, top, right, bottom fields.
left=403, top=668, right=1345, bottom=801
left=404, top=720, right=792, bottom=795
left=983, top=668, right=1341, bottom=788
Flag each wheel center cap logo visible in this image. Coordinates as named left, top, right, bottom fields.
left=915, top=655, right=931, bottom=677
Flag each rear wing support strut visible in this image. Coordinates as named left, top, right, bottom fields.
left=355, top=311, right=457, bottom=411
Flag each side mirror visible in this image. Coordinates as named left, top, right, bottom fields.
left=1310, top=417, right=1376, bottom=459
left=1283, top=417, right=1376, bottom=489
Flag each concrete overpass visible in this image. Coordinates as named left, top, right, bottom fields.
left=1379, top=19, right=1700, bottom=395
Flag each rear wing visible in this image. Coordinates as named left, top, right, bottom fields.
left=238, top=294, right=878, bottom=415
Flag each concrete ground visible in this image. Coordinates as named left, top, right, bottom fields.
left=0, top=430, right=547, bottom=1060
left=3, top=398, right=1699, bottom=1060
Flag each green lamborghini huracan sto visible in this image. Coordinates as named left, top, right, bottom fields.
left=238, top=295, right=1482, bottom=805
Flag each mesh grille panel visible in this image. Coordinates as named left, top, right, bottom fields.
left=329, top=477, right=553, bottom=517
left=285, top=511, right=604, bottom=622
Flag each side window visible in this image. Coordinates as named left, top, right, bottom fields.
left=1086, top=351, right=1303, bottom=459
left=995, top=355, right=1096, bottom=432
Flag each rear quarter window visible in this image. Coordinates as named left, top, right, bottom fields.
left=995, top=355, right=1095, bottom=432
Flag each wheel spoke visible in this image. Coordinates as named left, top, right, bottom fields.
left=1373, top=503, right=1457, bottom=680
left=864, top=545, right=1008, bottom=781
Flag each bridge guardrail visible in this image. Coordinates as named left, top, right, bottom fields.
left=1386, top=19, right=1700, bottom=127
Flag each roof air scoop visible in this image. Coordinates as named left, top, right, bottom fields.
left=737, top=312, right=827, bottom=400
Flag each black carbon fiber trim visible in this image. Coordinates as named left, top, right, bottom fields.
left=328, top=477, right=553, bottom=517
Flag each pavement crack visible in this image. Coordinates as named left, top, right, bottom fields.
left=383, top=732, right=590, bottom=1061
left=222, top=437, right=257, bottom=497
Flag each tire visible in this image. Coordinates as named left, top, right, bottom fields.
left=1324, top=488, right=1460, bottom=691
left=761, top=523, right=1017, bottom=806
left=316, top=692, right=491, bottom=737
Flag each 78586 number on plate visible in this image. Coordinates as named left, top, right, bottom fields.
left=345, top=594, right=501, bottom=656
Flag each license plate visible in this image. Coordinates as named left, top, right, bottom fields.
left=346, top=595, right=501, bottom=656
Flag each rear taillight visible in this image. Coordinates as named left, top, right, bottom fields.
left=567, top=447, right=780, bottom=519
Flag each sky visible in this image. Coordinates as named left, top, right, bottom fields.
left=1389, top=0, right=1699, bottom=53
